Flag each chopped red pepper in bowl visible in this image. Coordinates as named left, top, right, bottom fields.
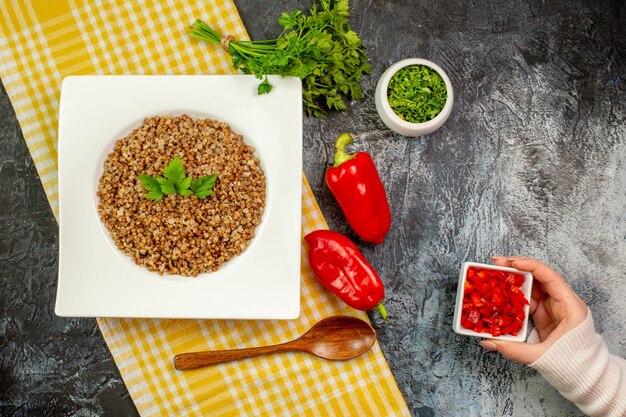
left=452, top=262, right=533, bottom=342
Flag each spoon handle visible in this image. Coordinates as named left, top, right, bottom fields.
left=174, top=342, right=298, bottom=370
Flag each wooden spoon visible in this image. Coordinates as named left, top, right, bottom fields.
left=174, top=316, right=376, bottom=370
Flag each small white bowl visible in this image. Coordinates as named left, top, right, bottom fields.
left=452, top=262, right=533, bottom=342
left=375, top=58, right=453, bottom=137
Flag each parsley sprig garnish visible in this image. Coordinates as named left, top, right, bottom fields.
left=139, top=157, right=217, bottom=201
left=189, top=0, right=371, bottom=118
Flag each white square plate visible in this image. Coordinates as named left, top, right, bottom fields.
left=55, top=75, right=302, bottom=319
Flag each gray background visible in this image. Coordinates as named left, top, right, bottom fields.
left=1, top=0, right=624, bottom=416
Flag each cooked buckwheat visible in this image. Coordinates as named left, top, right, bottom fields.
left=97, top=115, right=266, bottom=277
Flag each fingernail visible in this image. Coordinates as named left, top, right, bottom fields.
left=479, top=341, right=498, bottom=351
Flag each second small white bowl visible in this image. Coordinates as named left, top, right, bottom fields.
left=452, top=262, right=533, bottom=342
left=375, top=58, right=453, bottom=137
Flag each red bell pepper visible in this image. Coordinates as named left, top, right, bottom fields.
left=325, top=133, right=391, bottom=244
left=304, top=229, right=388, bottom=320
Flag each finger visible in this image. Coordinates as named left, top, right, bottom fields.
left=491, top=256, right=526, bottom=262
left=479, top=339, right=545, bottom=364
left=491, top=258, right=513, bottom=267
left=531, top=302, right=555, bottom=333
left=508, top=259, right=573, bottom=300
left=529, top=297, right=538, bottom=315
left=492, top=256, right=533, bottom=270
left=531, top=284, right=546, bottom=302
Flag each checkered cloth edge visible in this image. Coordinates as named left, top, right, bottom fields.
left=0, top=1, right=409, bottom=415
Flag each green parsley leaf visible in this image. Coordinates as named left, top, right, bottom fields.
left=257, top=77, right=273, bottom=95
left=179, top=187, right=193, bottom=197
left=155, top=176, right=177, bottom=195
left=278, top=10, right=300, bottom=29
left=326, top=91, right=346, bottom=110
left=140, top=158, right=218, bottom=200
left=139, top=173, right=163, bottom=201
left=334, top=0, right=350, bottom=17
left=190, top=174, right=218, bottom=199
left=178, top=175, right=193, bottom=194
left=343, top=30, right=360, bottom=47
left=163, top=156, right=187, bottom=186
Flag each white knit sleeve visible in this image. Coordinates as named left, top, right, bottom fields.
left=529, top=310, right=626, bottom=417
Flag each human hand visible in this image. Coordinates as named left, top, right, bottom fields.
left=478, top=257, right=588, bottom=364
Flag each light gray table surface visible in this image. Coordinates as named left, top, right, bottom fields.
left=1, top=1, right=624, bottom=415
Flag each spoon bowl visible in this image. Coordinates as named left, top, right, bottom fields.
left=296, top=316, right=376, bottom=360
left=174, top=316, right=376, bottom=370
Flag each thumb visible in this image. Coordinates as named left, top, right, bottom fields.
left=479, top=339, right=544, bottom=364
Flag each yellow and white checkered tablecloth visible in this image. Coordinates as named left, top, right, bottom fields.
left=0, top=1, right=410, bottom=415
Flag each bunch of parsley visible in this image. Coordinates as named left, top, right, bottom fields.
left=190, top=0, right=371, bottom=118
left=139, top=157, right=217, bottom=202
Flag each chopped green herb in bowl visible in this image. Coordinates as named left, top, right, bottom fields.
left=375, top=58, right=454, bottom=137
left=387, top=65, right=447, bottom=123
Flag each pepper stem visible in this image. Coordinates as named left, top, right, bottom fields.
left=373, top=302, right=388, bottom=321
left=333, top=133, right=356, bottom=168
